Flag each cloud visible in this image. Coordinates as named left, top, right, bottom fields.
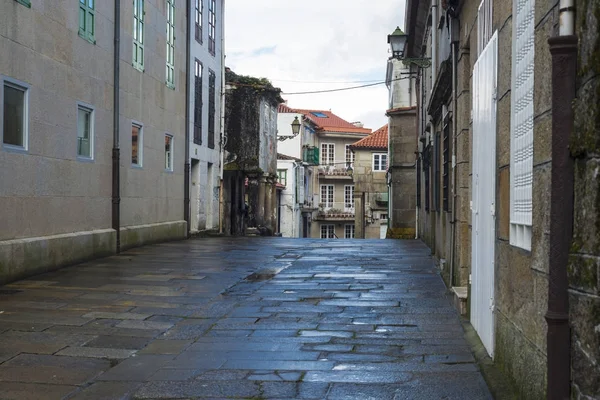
left=224, top=0, right=406, bottom=131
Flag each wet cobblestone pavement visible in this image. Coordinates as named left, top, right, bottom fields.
left=0, top=238, right=492, bottom=399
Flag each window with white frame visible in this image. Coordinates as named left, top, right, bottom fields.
left=373, top=153, right=387, bottom=171
left=510, top=0, right=535, bottom=250
left=165, top=134, right=173, bottom=171
left=345, top=144, right=355, bottom=167
left=277, top=169, right=287, bottom=186
left=2, top=77, right=29, bottom=151
left=320, top=184, right=334, bottom=208
left=344, top=185, right=354, bottom=211
left=208, top=0, right=216, bottom=55
left=133, top=0, right=145, bottom=71
left=345, top=224, right=355, bottom=239
left=320, top=224, right=335, bottom=239
left=77, top=104, right=94, bottom=159
left=195, top=0, right=202, bottom=43
left=380, top=213, right=388, bottom=220
left=165, top=0, right=175, bottom=88
left=131, top=122, right=142, bottom=166
left=321, top=143, right=334, bottom=165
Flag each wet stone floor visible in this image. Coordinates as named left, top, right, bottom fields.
left=0, top=238, right=492, bottom=399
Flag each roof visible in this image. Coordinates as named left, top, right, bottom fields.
left=350, top=124, right=388, bottom=150
left=277, top=153, right=302, bottom=162
left=277, top=106, right=371, bottom=134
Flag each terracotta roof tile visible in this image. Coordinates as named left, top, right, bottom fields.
left=278, top=106, right=371, bottom=134
left=350, top=124, right=388, bottom=150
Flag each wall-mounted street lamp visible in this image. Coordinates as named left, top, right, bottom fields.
left=388, top=26, right=431, bottom=68
left=278, top=116, right=301, bottom=142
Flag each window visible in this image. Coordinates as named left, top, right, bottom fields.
left=321, top=224, right=335, bottom=239
left=2, top=78, right=29, bottom=151
left=208, top=70, right=216, bottom=149
left=380, top=213, right=388, bottom=220
left=345, top=224, right=355, bottom=239
left=477, top=0, right=493, bottom=57
left=78, top=0, right=95, bottom=43
left=416, top=158, right=422, bottom=208
left=131, top=122, right=142, bottom=166
left=311, top=112, right=328, bottom=118
left=194, top=60, right=203, bottom=145
left=208, top=0, right=216, bottom=55
left=195, top=0, right=203, bottom=43
left=373, top=153, right=388, bottom=171
left=133, top=0, right=145, bottom=71
left=424, top=145, right=431, bottom=212
left=510, top=0, right=535, bottom=251
left=277, top=169, right=287, bottom=186
left=15, top=0, right=31, bottom=8
left=345, top=144, right=354, bottom=167
left=166, top=0, right=175, bottom=88
left=77, top=104, right=94, bottom=159
left=344, top=185, right=354, bottom=211
left=433, top=132, right=441, bottom=211
left=320, top=185, right=334, bottom=208
left=165, top=134, right=173, bottom=171
left=321, top=143, right=334, bottom=165
left=443, top=118, right=451, bottom=212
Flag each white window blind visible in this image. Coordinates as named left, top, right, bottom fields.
left=477, top=0, right=493, bottom=57
left=510, top=0, right=534, bottom=250
left=296, top=167, right=305, bottom=204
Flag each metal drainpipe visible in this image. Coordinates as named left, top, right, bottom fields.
left=546, top=0, right=577, bottom=396
left=218, top=2, right=227, bottom=234
left=449, top=17, right=458, bottom=288
left=112, top=0, right=121, bottom=253
left=183, top=0, right=191, bottom=238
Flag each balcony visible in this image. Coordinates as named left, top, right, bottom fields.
left=315, top=202, right=355, bottom=221
left=302, top=146, right=319, bottom=166
left=374, top=192, right=389, bottom=205
left=318, top=165, right=352, bottom=180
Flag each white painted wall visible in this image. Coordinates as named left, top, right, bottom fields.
left=277, top=160, right=301, bottom=238
left=277, top=112, right=303, bottom=159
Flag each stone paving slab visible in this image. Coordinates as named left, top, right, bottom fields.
left=0, top=238, right=493, bottom=399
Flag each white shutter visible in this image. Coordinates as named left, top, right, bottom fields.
left=297, top=167, right=305, bottom=204
left=510, top=0, right=534, bottom=249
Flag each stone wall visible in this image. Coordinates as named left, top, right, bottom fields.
left=569, top=0, right=600, bottom=397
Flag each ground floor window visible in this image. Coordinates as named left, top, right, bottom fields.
left=320, top=224, right=335, bottom=239
left=345, top=224, right=355, bottom=239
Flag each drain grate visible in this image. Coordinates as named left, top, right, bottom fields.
left=0, top=289, right=22, bottom=295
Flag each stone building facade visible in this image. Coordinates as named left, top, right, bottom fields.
left=222, top=69, right=280, bottom=236
left=0, top=0, right=228, bottom=283
left=349, top=125, right=390, bottom=239
left=385, top=59, right=417, bottom=239
left=406, top=0, right=600, bottom=397
left=188, top=0, right=224, bottom=235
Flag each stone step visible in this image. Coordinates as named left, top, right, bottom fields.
left=452, top=286, right=468, bottom=316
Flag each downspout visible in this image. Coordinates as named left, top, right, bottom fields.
left=183, top=0, right=191, bottom=238
left=449, top=16, right=458, bottom=287
left=431, top=0, right=438, bottom=85
left=218, top=1, right=226, bottom=234
left=546, top=0, right=576, bottom=398
left=112, top=0, right=121, bottom=253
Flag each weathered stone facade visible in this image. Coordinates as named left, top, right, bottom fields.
left=223, top=69, right=280, bottom=235
left=569, top=0, right=600, bottom=397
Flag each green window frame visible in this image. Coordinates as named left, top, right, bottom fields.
left=78, top=0, right=95, bottom=43
left=277, top=169, right=287, bottom=187
left=133, top=0, right=145, bottom=71
left=15, top=0, right=31, bottom=8
left=166, top=0, right=175, bottom=88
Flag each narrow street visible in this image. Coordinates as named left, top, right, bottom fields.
left=0, top=238, right=492, bottom=400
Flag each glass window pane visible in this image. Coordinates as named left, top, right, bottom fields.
left=88, top=0, right=94, bottom=8
left=132, top=125, right=139, bottom=164
left=3, top=85, right=25, bottom=147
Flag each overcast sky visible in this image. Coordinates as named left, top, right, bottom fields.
left=224, top=1, right=406, bottom=132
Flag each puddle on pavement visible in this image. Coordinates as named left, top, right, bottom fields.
left=244, top=267, right=286, bottom=282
